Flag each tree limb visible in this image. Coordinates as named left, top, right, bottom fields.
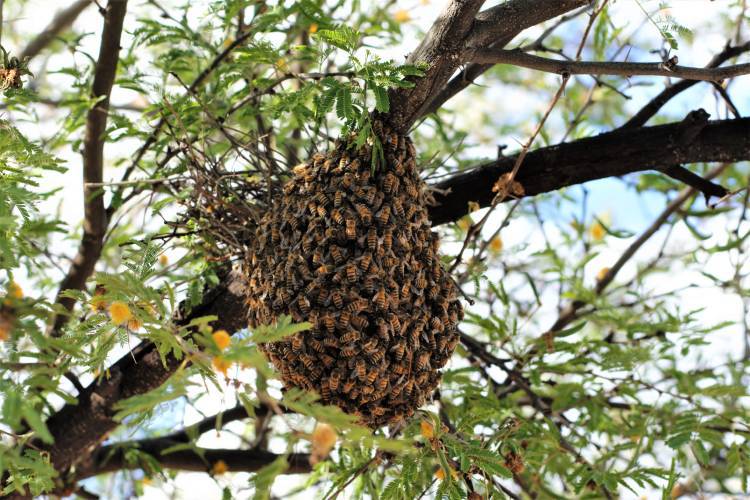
left=465, top=48, right=750, bottom=81
left=49, top=0, right=128, bottom=336
left=428, top=117, right=749, bottom=225
left=78, top=439, right=311, bottom=479
left=19, top=0, right=92, bottom=60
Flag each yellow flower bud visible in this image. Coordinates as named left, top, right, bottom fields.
left=212, top=329, right=231, bottom=351
left=211, top=459, right=229, bottom=475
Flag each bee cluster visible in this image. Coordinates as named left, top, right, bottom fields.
left=245, top=122, right=463, bottom=427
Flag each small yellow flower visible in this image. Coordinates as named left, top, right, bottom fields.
left=420, top=420, right=434, bottom=439
left=596, top=267, right=610, bottom=282
left=127, top=318, right=142, bottom=331
left=7, top=282, right=22, bottom=299
left=109, top=301, right=132, bottom=325
left=457, top=216, right=472, bottom=232
left=212, top=356, right=232, bottom=376
left=211, top=459, right=229, bottom=475
left=158, top=254, right=169, bottom=266
left=489, top=236, right=503, bottom=254
left=212, top=329, right=231, bottom=351
left=222, top=37, right=235, bottom=50
left=309, top=23, right=318, bottom=34
left=590, top=221, right=605, bottom=241
left=310, top=423, right=337, bottom=464
left=393, top=9, right=411, bottom=23
left=275, top=58, right=288, bottom=72
left=435, top=466, right=458, bottom=481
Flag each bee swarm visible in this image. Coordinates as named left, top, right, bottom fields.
left=245, top=123, right=463, bottom=427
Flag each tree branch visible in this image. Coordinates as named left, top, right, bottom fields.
left=78, top=439, right=311, bottom=479
left=466, top=48, right=750, bottom=81
left=19, top=0, right=92, bottom=60
left=50, top=0, right=128, bottom=336
left=421, top=0, right=592, bottom=117
left=428, top=117, right=749, bottom=225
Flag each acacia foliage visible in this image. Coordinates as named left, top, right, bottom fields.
left=0, top=0, right=749, bottom=498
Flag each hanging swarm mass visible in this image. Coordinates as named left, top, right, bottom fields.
left=245, top=122, right=463, bottom=427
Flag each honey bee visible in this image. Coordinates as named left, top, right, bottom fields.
left=377, top=206, right=391, bottom=225
left=321, top=384, right=331, bottom=400
left=355, top=359, right=366, bottom=381
left=361, top=385, right=374, bottom=395
left=323, top=336, right=339, bottom=348
left=340, top=328, right=360, bottom=344
left=391, top=342, right=405, bottom=361
left=367, top=228, right=378, bottom=250
left=358, top=168, right=371, bottom=184
left=347, top=298, right=368, bottom=313
left=341, top=172, right=353, bottom=190
left=430, top=317, right=444, bottom=332
left=271, top=227, right=280, bottom=245
left=300, top=354, right=316, bottom=370
left=345, top=263, right=357, bottom=283
left=315, top=192, right=330, bottom=207
left=437, top=336, right=448, bottom=351
left=345, top=219, right=356, bottom=239
left=416, top=351, right=430, bottom=371
left=316, top=264, right=332, bottom=275
left=446, top=336, right=459, bottom=351
left=364, top=276, right=376, bottom=295
left=283, top=182, right=296, bottom=195
left=317, top=288, right=329, bottom=306
left=428, top=285, right=440, bottom=299
left=383, top=173, right=396, bottom=194
left=376, top=377, right=388, bottom=392
left=302, top=237, right=313, bottom=254
left=334, top=190, right=343, bottom=208
left=404, top=380, right=415, bottom=398
left=298, top=296, right=311, bottom=315
left=291, top=334, right=303, bottom=352
left=351, top=314, right=368, bottom=329
left=359, top=252, right=372, bottom=272
left=416, top=274, right=427, bottom=290
left=374, top=287, right=387, bottom=310
left=321, top=314, right=335, bottom=333
left=330, top=245, right=344, bottom=264
left=309, top=337, right=325, bottom=353
left=320, top=354, right=335, bottom=368
left=405, top=183, right=418, bottom=198
left=366, top=369, right=378, bottom=385
left=329, top=371, right=341, bottom=390
left=392, top=363, right=406, bottom=376
left=312, top=248, right=324, bottom=265
left=356, top=204, right=372, bottom=224
left=383, top=229, right=393, bottom=250
left=387, top=314, right=401, bottom=333
left=416, top=371, right=429, bottom=386
left=388, top=133, right=399, bottom=149
left=377, top=320, right=390, bottom=341
left=393, top=198, right=404, bottom=218
left=331, top=209, right=344, bottom=225
left=342, top=380, right=355, bottom=393
left=341, top=344, right=358, bottom=357
left=331, top=291, right=344, bottom=309
left=316, top=205, right=327, bottom=217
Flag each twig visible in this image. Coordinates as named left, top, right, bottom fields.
left=466, top=48, right=750, bottom=81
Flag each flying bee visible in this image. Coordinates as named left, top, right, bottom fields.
left=331, top=291, right=344, bottom=309
left=416, top=351, right=430, bottom=371
left=334, top=190, right=343, bottom=208
left=345, top=219, right=356, bottom=240
left=355, top=359, right=366, bottom=381
left=359, top=252, right=372, bottom=272
left=374, top=287, right=387, bottom=310
left=345, top=263, right=357, bottom=283
left=341, top=328, right=360, bottom=344
left=330, top=245, right=344, bottom=264
left=298, top=296, right=311, bottom=315
left=367, top=228, right=378, bottom=250
left=331, top=209, right=344, bottom=225
left=377, top=206, right=391, bottom=226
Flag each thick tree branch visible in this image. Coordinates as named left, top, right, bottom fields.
left=385, top=0, right=485, bottom=133
left=79, top=439, right=311, bottom=479
left=50, top=0, right=128, bottom=335
left=421, top=0, right=592, bottom=117
left=428, top=117, right=749, bottom=225
left=466, top=48, right=750, bottom=81
left=19, top=0, right=92, bottom=60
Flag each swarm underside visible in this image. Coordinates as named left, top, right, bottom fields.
left=245, top=125, right=462, bottom=427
